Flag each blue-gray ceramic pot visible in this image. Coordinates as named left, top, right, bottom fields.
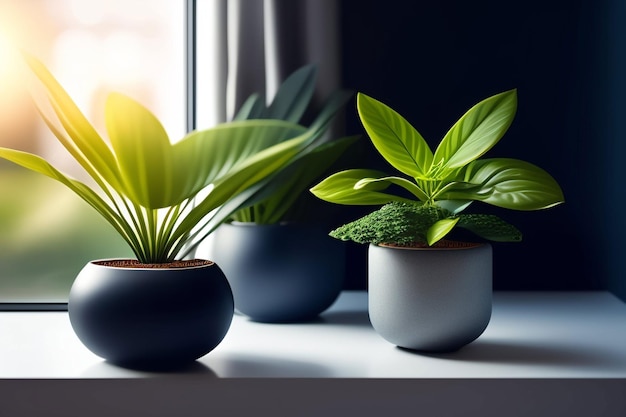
left=368, top=242, right=492, bottom=352
left=68, top=259, right=234, bottom=369
left=208, top=222, right=345, bottom=323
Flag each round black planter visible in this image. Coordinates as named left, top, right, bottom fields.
left=209, top=223, right=345, bottom=323
left=68, top=259, right=234, bottom=370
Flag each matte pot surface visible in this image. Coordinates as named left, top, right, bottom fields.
left=368, top=243, right=492, bottom=352
left=208, top=223, right=345, bottom=323
left=68, top=259, right=234, bottom=369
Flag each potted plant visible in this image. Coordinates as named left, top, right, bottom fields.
left=0, top=54, right=321, bottom=369
left=311, top=89, right=565, bottom=352
left=202, top=65, right=360, bottom=322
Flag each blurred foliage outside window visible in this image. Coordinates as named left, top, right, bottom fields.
left=0, top=0, right=185, bottom=302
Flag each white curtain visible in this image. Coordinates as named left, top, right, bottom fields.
left=195, top=0, right=342, bottom=128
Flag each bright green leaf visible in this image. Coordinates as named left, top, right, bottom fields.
left=432, top=89, right=517, bottom=173
left=355, top=176, right=428, bottom=201
left=310, top=169, right=416, bottom=205
left=23, top=52, right=124, bottom=193
left=0, top=147, right=137, bottom=250
left=174, top=130, right=313, bottom=240
left=105, top=93, right=174, bottom=209
left=426, top=217, right=459, bottom=245
left=357, top=93, right=433, bottom=177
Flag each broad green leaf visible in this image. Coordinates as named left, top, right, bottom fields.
left=105, top=93, right=174, bottom=209
left=432, top=89, right=517, bottom=173
left=427, top=217, right=459, bottom=245
left=173, top=130, right=314, bottom=240
left=0, top=148, right=136, bottom=249
left=435, top=180, right=495, bottom=201
left=267, top=64, right=317, bottom=122
left=310, top=169, right=416, bottom=205
left=179, top=120, right=307, bottom=189
left=235, top=135, right=360, bottom=224
left=23, top=52, right=123, bottom=192
left=461, top=158, right=565, bottom=210
left=355, top=176, right=428, bottom=201
left=357, top=93, right=433, bottom=177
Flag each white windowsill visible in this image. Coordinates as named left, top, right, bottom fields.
left=3, top=290, right=626, bottom=416
left=2, top=290, right=626, bottom=379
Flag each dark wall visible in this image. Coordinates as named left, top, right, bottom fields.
left=336, top=0, right=619, bottom=295
left=603, top=0, right=626, bottom=301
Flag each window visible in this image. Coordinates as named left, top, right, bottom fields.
left=0, top=0, right=186, bottom=304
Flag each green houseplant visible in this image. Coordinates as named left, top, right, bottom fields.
left=0, top=54, right=323, bottom=369
left=203, top=64, right=359, bottom=322
left=311, top=89, right=564, bottom=351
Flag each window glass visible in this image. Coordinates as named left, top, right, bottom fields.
left=0, top=0, right=185, bottom=302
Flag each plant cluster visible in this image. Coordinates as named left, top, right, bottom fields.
left=311, top=90, right=565, bottom=246
left=228, top=64, right=358, bottom=224
left=0, top=54, right=336, bottom=263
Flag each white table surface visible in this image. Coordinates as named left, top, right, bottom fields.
left=2, top=290, right=626, bottom=379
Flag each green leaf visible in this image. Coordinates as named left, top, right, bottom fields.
left=355, top=175, right=428, bottom=201
left=23, top=52, right=124, bottom=193
left=432, top=89, right=517, bottom=174
left=267, top=64, right=317, bottom=123
left=238, top=135, right=360, bottom=223
left=105, top=93, right=174, bottom=209
left=173, top=129, right=314, bottom=241
left=435, top=199, right=473, bottom=215
left=461, top=158, right=565, bottom=210
left=357, top=93, right=433, bottom=177
left=310, top=169, right=416, bottom=206
left=233, top=93, right=266, bottom=120
left=426, top=217, right=459, bottom=245
left=0, top=148, right=136, bottom=250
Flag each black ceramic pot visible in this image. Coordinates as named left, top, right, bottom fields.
left=209, top=223, right=345, bottom=323
left=68, top=259, right=234, bottom=369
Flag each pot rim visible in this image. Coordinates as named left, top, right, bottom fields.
left=87, top=258, right=216, bottom=270
left=372, top=241, right=490, bottom=251
left=227, top=221, right=295, bottom=227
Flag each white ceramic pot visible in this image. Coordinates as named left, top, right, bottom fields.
left=368, top=242, right=492, bottom=352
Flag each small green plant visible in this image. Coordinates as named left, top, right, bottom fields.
left=311, top=89, right=565, bottom=246
left=228, top=64, right=359, bottom=224
left=0, top=54, right=325, bottom=263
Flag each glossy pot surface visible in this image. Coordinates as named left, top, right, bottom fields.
left=68, top=259, right=234, bottom=369
left=368, top=243, right=492, bottom=352
left=208, top=223, right=345, bottom=322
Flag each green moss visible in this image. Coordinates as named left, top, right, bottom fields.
left=329, top=201, right=524, bottom=245
left=329, top=201, right=449, bottom=245
left=457, top=214, right=522, bottom=242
